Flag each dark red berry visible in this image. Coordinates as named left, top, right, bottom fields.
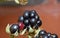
left=19, top=22, right=25, bottom=30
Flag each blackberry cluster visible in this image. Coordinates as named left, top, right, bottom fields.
left=35, top=30, right=58, bottom=38
left=9, top=10, right=58, bottom=38
left=18, top=10, right=42, bottom=29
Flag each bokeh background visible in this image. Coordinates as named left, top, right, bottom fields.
left=0, top=0, right=60, bottom=38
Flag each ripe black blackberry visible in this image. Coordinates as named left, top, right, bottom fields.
left=23, top=10, right=30, bottom=19
left=10, top=24, right=20, bottom=34
left=18, top=16, right=24, bottom=22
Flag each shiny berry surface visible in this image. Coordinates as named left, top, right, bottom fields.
left=10, top=24, right=20, bottom=34
left=23, top=10, right=30, bottom=19
left=30, top=10, right=37, bottom=18
left=24, top=19, right=30, bottom=26
left=47, top=32, right=51, bottom=37
left=39, top=30, right=47, bottom=36
left=36, top=20, right=42, bottom=27
left=30, top=18, right=37, bottom=26
left=35, top=15, right=39, bottom=20
left=18, top=16, right=24, bottom=22
left=30, top=10, right=37, bottom=14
